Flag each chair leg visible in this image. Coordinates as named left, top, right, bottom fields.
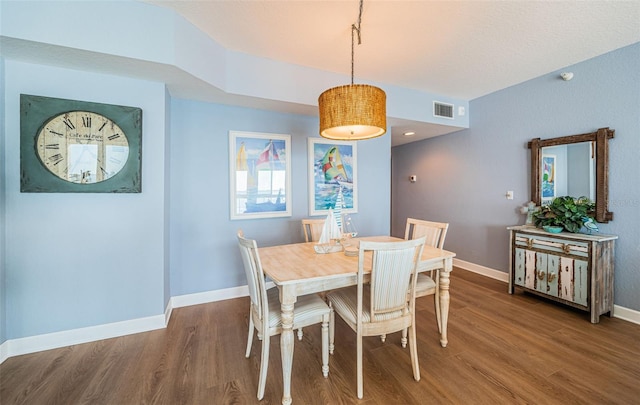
left=401, top=328, right=408, bottom=348
left=257, top=333, right=270, bottom=400
left=329, top=302, right=335, bottom=355
left=321, top=314, right=329, bottom=377
left=357, top=331, right=363, bottom=399
left=297, top=328, right=304, bottom=341
left=380, top=334, right=386, bottom=343
left=245, top=315, right=254, bottom=358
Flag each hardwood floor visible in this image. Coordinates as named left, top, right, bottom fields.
left=2, top=269, right=639, bottom=404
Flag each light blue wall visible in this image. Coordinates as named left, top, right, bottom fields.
left=0, top=0, right=392, bottom=347
left=169, top=99, right=391, bottom=296
left=2, top=60, right=169, bottom=339
left=1, top=55, right=6, bottom=344
left=0, top=64, right=392, bottom=343
left=163, top=88, right=172, bottom=311
left=392, top=42, right=640, bottom=311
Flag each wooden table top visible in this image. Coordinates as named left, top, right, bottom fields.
left=259, top=236, right=455, bottom=285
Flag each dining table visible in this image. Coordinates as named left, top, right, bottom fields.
left=258, top=235, right=456, bottom=405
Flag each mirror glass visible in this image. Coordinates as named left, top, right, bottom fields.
left=540, top=142, right=595, bottom=203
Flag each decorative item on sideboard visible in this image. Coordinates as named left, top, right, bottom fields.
left=519, top=201, right=539, bottom=226
left=533, top=196, right=597, bottom=234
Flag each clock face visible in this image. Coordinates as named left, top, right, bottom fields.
left=36, top=111, right=130, bottom=184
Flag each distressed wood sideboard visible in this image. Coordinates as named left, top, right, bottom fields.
left=508, top=225, right=617, bottom=323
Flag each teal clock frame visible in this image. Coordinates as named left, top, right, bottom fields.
left=20, top=94, right=142, bottom=193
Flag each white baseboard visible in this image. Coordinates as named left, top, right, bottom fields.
left=453, top=258, right=509, bottom=282
left=0, top=282, right=265, bottom=364
left=612, top=305, right=640, bottom=324
left=171, top=284, right=249, bottom=308
left=170, top=281, right=276, bottom=309
left=0, top=265, right=636, bottom=364
left=0, top=314, right=166, bottom=364
left=0, top=340, right=8, bottom=364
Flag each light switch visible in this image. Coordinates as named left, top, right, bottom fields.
left=506, top=190, right=514, bottom=200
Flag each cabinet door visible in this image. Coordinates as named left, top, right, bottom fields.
left=573, top=260, right=588, bottom=306
left=558, top=257, right=589, bottom=306
left=534, top=252, right=547, bottom=294
left=559, top=256, right=574, bottom=301
left=524, top=249, right=536, bottom=289
left=514, top=248, right=526, bottom=287
left=546, top=255, right=559, bottom=297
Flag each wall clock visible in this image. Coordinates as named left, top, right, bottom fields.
left=20, top=94, right=142, bottom=193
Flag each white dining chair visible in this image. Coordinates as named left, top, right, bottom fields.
left=378, top=218, right=449, bottom=345
left=405, top=218, right=449, bottom=334
left=237, top=230, right=332, bottom=400
left=298, top=218, right=329, bottom=340
left=327, top=237, right=426, bottom=399
left=302, top=218, right=325, bottom=243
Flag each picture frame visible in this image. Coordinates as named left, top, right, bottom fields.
left=229, top=131, right=291, bottom=220
left=308, top=138, right=357, bottom=216
left=541, top=154, right=556, bottom=202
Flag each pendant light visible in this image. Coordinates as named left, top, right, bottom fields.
left=318, top=0, right=386, bottom=140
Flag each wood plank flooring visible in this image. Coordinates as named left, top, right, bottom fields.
left=2, top=269, right=639, bottom=404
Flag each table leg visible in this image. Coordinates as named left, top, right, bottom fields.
left=279, top=286, right=296, bottom=405
left=439, top=258, right=453, bottom=347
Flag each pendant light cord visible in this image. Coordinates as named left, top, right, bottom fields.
left=351, top=0, right=364, bottom=85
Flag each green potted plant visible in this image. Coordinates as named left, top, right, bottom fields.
left=533, top=196, right=597, bottom=233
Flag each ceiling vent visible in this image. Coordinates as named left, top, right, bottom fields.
left=433, top=101, right=454, bottom=119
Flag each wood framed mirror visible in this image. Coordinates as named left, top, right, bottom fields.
left=528, top=127, right=614, bottom=223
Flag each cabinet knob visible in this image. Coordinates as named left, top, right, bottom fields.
left=548, top=272, right=557, bottom=282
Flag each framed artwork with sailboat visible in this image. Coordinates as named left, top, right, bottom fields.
left=229, top=131, right=292, bottom=220
left=308, top=138, right=358, bottom=216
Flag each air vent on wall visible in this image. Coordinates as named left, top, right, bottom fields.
left=433, top=101, right=454, bottom=119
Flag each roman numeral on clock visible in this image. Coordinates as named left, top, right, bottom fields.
left=48, top=154, right=64, bottom=165
left=108, top=134, right=120, bottom=141
left=82, top=116, right=92, bottom=128
left=63, top=117, right=75, bottom=130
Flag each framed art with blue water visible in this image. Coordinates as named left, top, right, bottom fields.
left=229, top=131, right=291, bottom=220
left=542, top=154, right=556, bottom=202
left=308, top=138, right=358, bottom=216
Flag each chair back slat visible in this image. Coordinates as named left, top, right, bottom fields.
left=302, top=219, right=325, bottom=242
left=359, top=237, right=426, bottom=322
left=405, top=218, right=449, bottom=248
left=237, top=230, right=267, bottom=322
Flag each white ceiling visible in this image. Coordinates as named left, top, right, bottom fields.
left=147, top=0, right=640, bottom=101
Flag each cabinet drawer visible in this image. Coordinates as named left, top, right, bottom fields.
left=514, top=233, right=589, bottom=258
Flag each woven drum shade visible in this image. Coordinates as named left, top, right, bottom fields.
left=318, top=84, right=386, bottom=140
